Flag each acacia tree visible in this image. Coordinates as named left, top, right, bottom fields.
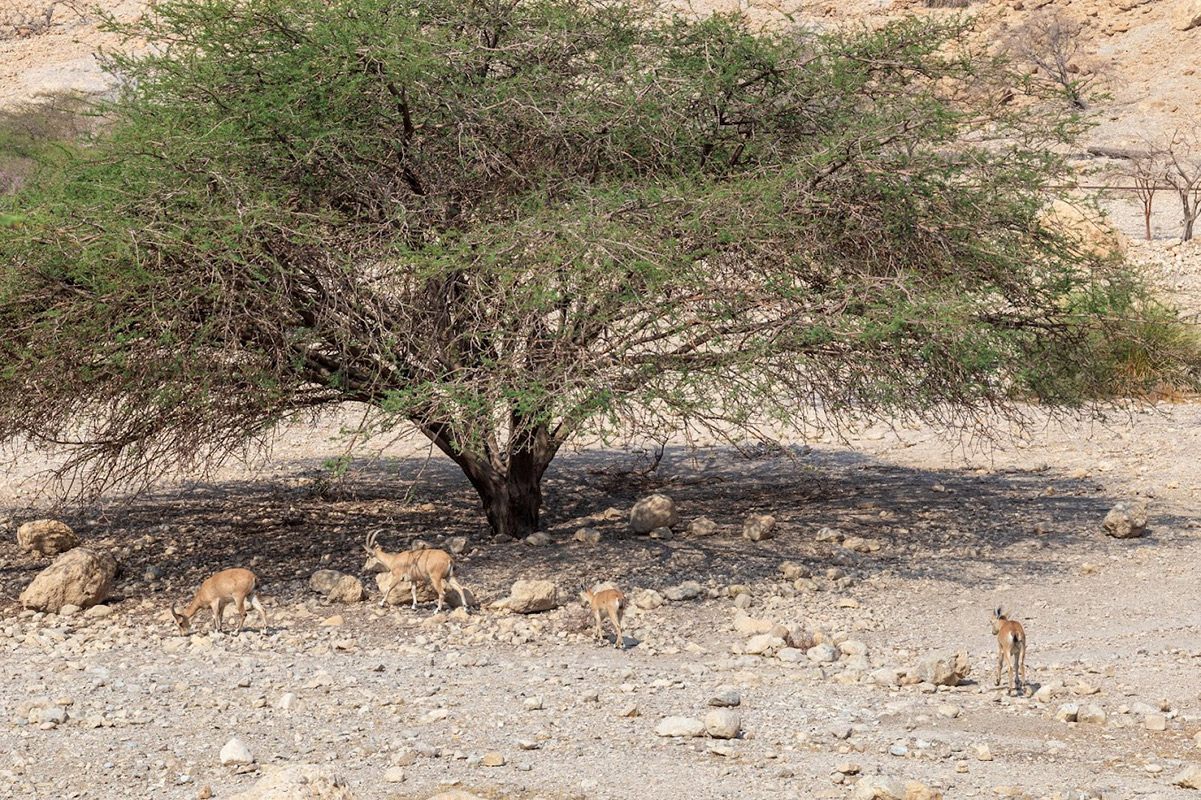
left=0, top=0, right=1195, bottom=537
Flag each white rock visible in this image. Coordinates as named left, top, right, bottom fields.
left=806, top=643, right=839, bottom=663
left=220, top=737, right=254, bottom=766
left=497, top=580, right=557, bottom=614
left=228, top=765, right=355, bottom=799
left=704, top=709, right=741, bottom=739
left=655, top=716, right=706, bottom=737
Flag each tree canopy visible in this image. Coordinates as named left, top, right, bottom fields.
left=0, top=0, right=1195, bottom=536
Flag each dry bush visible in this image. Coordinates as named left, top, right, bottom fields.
left=0, top=92, right=94, bottom=195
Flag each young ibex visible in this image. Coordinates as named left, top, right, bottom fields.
left=580, top=584, right=627, bottom=650
left=364, top=530, right=468, bottom=613
left=991, top=606, right=1027, bottom=694
left=171, top=568, right=267, bottom=635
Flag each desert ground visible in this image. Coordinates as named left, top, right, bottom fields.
left=4, top=0, right=1201, bottom=798
left=3, top=375, right=1201, bottom=800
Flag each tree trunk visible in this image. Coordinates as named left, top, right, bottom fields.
left=417, top=420, right=556, bottom=539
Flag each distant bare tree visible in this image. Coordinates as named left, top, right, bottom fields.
left=1160, top=126, right=1201, bottom=241
left=1122, top=149, right=1165, bottom=242
left=1004, top=12, right=1107, bottom=110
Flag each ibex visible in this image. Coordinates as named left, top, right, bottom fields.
left=363, top=530, right=468, bottom=613
left=171, top=568, right=267, bottom=635
left=991, top=607, right=1027, bottom=694
left=580, top=584, right=627, bottom=649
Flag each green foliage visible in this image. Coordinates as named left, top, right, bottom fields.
left=0, top=0, right=1195, bottom=525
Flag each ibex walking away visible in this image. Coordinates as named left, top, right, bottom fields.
left=580, top=584, right=627, bottom=649
left=991, top=606, right=1027, bottom=694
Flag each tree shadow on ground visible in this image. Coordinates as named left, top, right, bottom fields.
left=0, top=443, right=1183, bottom=607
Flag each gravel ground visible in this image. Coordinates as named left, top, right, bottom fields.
left=2, top=391, right=1201, bottom=800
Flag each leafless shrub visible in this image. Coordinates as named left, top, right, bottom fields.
left=0, top=1, right=91, bottom=40
left=1160, top=126, right=1201, bottom=242
left=1003, top=12, right=1107, bottom=110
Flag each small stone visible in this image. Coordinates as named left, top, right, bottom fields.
left=912, top=650, right=971, bottom=686
left=974, top=744, right=992, bottom=761
left=1175, top=765, right=1201, bottom=789
left=704, top=709, right=741, bottom=739
left=277, top=693, right=297, bottom=711
left=617, top=703, right=639, bottom=718
left=446, top=536, right=471, bottom=555
left=836, top=762, right=861, bottom=775
left=829, top=724, right=853, bottom=740
left=383, top=766, right=405, bottom=783
left=220, top=737, right=254, bottom=766
left=709, top=689, right=741, bottom=707
left=648, top=526, right=673, bottom=540
left=687, top=517, right=719, bottom=536
left=1055, top=703, right=1079, bottom=722
left=83, top=604, right=112, bottom=618
left=807, top=643, right=838, bottom=663
left=655, top=716, right=706, bottom=737
left=889, top=744, right=908, bottom=757
left=524, top=532, right=551, bottom=546
left=937, top=704, right=960, bottom=719
left=746, top=634, right=786, bottom=656
left=523, top=695, right=544, bottom=711
left=1078, top=704, right=1106, bottom=725
left=632, top=589, right=664, bottom=610
left=662, top=581, right=702, bottom=602
left=197, top=785, right=213, bottom=800
left=320, top=615, right=344, bottom=626
left=572, top=528, right=602, bottom=544
left=480, top=751, right=506, bottom=767
left=1145, top=713, right=1167, bottom=731
left=1102, top=500, right=1148, bottom=539
left=742, top=514, right=776, bottom=542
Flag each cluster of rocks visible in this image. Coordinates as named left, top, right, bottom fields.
left=654, top=687, right=744, bottom=743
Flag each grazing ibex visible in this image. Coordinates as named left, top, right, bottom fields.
left=580, top=584, right=627, bottom=649
left=363, top=530, right=468, bottom=613
left=991, top=606, right=1027, bottom=694
left=172, top=568, right=267, bottom=635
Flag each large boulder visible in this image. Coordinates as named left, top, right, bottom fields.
left=1102, top=501, right=1148, bottom=539
left=309, top=570, right=365, bottom=603
left=911, top=650, right=971, bottom=687
left=630, top=494, right=678, bottom=534
left=19, top=548, right=117, bottom=612
left=494, top=580, right=557, bottom=614
left=16, top=520, right=80, bottom=558
left=228, top=765, right=356, bottom=800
